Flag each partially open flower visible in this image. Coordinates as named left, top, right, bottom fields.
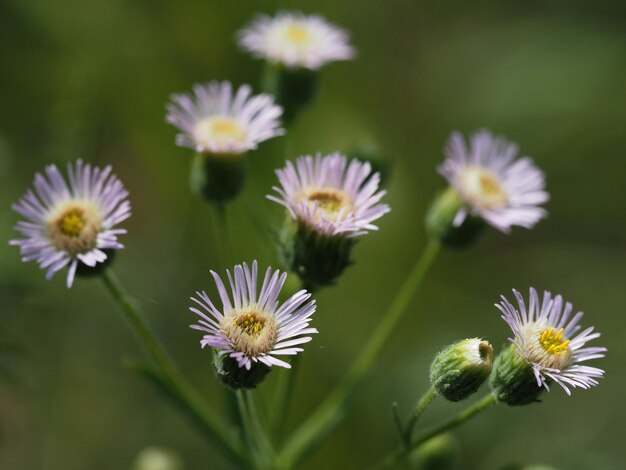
left=166, top=81, right=284, bottom=156
left=237, top=11, right=355, bottom=70
left=269, top=153, right=390, bottom=237
left=190, top=261, right=317, bottom=383
left=10, top=160, right=131, bottom=288
left=491, top=288, right=606, bottom=405
left=268, top=153, right=390, bottom=289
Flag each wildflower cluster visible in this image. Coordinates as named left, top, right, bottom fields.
left=8, top=9, right=606, bottom=470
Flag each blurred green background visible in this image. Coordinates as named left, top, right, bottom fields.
left=1, top=1, right=625, bottom=469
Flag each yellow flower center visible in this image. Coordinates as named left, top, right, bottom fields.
left=47, top=203, right=102, bottom=255
left=193, top=116, right=247, bottom=149
left=286, top=25, right=310, bottom=43
left=459, top=166, right=507, bottom=210
left=57, top=209, right=85, bottom=237
left=539, top=327, right=571, bottom=355
left=299, top=188, right=354, bottom=224
left=222, top=308, right=278, bottom=356
left=235, top=311, right=266, bottom=338
left=307, top=190, right=345, bottom=213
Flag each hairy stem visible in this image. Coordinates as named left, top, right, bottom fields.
left=402, top=386, right=438, bottom=446
left=278, top=239, right=441, bottom=467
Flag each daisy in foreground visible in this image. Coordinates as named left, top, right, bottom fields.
left=237, top=11, right=355, bottom=70
left=268, top=153, right=390, bottom=237
left=439, top=130, right=549, bottom=233
left=166, top=80, right=284, bottom=156
left=189, top=261, right=317, bottom=370
left=497, top=287, right=606, bottom=395
left=10, top=160, right=131, bottom=288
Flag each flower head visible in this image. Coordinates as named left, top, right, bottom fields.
left=190, top=261, right=317, bottom=370
left=439, top=130, right=548, bottom=233
left=237, top=11, right=355, bottom=70
left=268, top=153, right=390, bottom=237
left=497, top=288, right=606, bottom=395
left=10, top=160, right=131, bottom=288
left=166, top=81, right=284, bottom=155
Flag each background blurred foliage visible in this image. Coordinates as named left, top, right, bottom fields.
left=1, top=1, right=625, bottom=469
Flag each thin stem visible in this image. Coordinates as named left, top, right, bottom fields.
left=99, top=269, right=245, bottom=465
left=236, top=390, right=255, bottom=449
left=213, top=202, right=235, bottom=266
left=278, top=239, right=441, bottom=468
left=380, top=393, right=497, bottom=468
left=270, top=351, right=302, bottom=436
left=401, top=386, right=438, bottom=446
left=246, top=390, right=276, bottom=464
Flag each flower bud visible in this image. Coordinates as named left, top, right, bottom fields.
left=190, top=152, right=247, bottom=203
left=425, top=187, right=485, bottom=249
left=278, top=216, right=354, bottom=291
left=430, top=338, right=494, bottom=402
left=262, top=63, right=318, bottom=124
left=489, top=344, right=545, bottom=406
left=213, top=351, right=272, bottom=390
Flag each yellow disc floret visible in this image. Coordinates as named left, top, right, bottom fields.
left=459, top=166, right=508, bottom=210
left=193, top=116, right=248, bottom=150
left=222, top=309, right=278, bottom=356
left=299, top=188, right=354, bottom=224
left=286, top=25, right=310, bottom=43
left=539, top=327, right=571, bottom=355
left=47, top=202, right=102, bottom=255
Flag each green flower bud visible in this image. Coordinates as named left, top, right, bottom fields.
left=489, top=344, right=545, bottom=406
left=425, top=187, right=485, bottom=249
left=430, top=338, right=494, bottom=402
left=190, top=152, right=247, bottom=203
left=262, top=63, right=319, bottom=124
left=278, top=216, right=354, bottom=291
left=213, top=351, right=271, bottom=390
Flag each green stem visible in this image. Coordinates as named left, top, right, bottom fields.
left=100, top=269, right=245, bottom=465
left=210, top=203, right=234, bottom=269
left=402, top=386, right=438, bottom=446
left=270, top=352, right=302, bottom=436
left=381, top=393, right=497, bottom=468
left=246, top=390, right=276, bottom=465
left=278, top=239, right=441, bottom=467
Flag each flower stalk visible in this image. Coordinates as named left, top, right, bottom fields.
left=278, top=239, right=441, bottom=468
left=99, top=269, right=246, bottom=465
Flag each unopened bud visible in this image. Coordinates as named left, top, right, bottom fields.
left=430, top=338, right=494, bottom=402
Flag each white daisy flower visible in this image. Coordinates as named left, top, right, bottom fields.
left=238, top=11, right=355, bottom=70
left=268, top=153, right=390, bottom=237
left=190, top=261, right=317, bottom=370
left=10, top=160, right=131, bottom=288
left=497, top=288, right=606, bottom=395
left=166, top=81, right=284, bottom=155
left=439, top=130, right=549, bottom=233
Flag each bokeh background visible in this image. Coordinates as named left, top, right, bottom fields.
left=1, top=1, right=625, bottom=469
